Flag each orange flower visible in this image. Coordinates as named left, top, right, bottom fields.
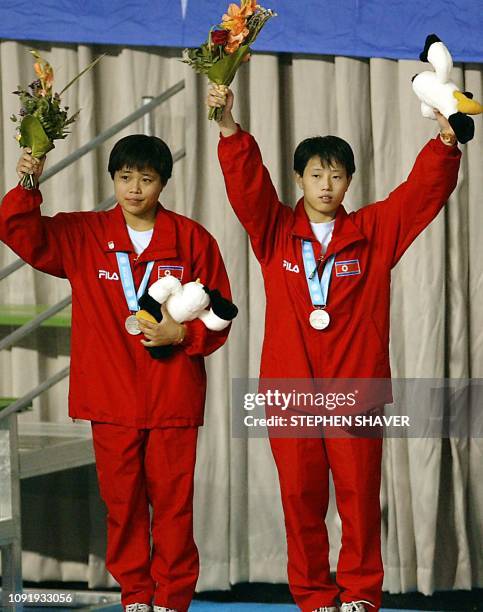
left=221, top=0, right=260, bottom=53
left=241, top=0, right=258, bottom=16
left=225, top=30, right=247, bottom=53
left=33, top=56, right=54, bottom=93
left=222, top=3, right=248, bottom=36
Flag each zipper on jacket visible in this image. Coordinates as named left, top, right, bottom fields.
left=309, top=254, right=325, bottom=280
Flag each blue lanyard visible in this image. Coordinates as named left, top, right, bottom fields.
left=301, top=241, right=335, bottom=308
left=115, top=252, right=154, bottom=312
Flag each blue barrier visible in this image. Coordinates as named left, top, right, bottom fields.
left=0, top=0, right=481, bottom=62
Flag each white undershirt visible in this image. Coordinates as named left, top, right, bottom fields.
left=127, top=226, right=154, bottom=255
left=310, top=220, right=335, bottom=254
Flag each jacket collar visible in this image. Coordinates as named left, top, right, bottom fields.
left=102, top=203, right=178, bottom=261
left=291, top=198, right=366, bottom=256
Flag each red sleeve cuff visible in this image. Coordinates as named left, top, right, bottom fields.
left=181, top=318, right=207, bottom=355
left=432, top=135, right=461, bottom=157
left=218, top=123, right=242, bottom=141
left=7, top=183, right=43, bottom=209
left=181, top=318, right=228, bottom=357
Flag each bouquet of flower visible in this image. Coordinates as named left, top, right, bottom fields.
left=11, top=50, right=102, bottom=188
left=182, top=0, right=276, bottom=120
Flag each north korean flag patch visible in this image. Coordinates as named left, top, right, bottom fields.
left=157, top=265, right=184, bottom=280
left=335, top=259, right=361, bottom=277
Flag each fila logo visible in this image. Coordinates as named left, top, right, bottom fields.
left=98, top=270, right=120, bottom=281
left=283, top=260, right=300, bottom=273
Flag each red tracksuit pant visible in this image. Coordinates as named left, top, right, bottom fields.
left=269, top=436, right=383, bottom=612
left=91, top=423, right=199, bottom=611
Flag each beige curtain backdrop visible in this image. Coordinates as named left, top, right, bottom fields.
left=0, top=41, right=482, bottom=595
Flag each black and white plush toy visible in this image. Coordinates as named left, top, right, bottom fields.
left=412, top=34, right=482, bottom=143
left=137, top=277, right=238, bottom=358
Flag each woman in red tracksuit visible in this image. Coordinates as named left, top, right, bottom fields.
left=207, top=85, right=461, bottom=612
left=0, top=135, right=233, bottom=612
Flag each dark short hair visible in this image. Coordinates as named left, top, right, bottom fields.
left=294, top=135, right=355, bottom=177
left=108, top=134, right=173, bottom=184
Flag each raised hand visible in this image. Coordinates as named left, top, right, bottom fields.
left=206, top=84, right=238, bottom=136
left=434, top=110, right=457, bottom=145
left=16, top=149, right=46, bottom=185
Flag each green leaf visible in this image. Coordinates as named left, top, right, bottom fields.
left=58, top=53, right=105, bottom=96
left=19, top=115, right=54, bottom=158
left=207, top=45, right=250, bottom=86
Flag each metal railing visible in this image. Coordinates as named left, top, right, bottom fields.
left=0, top=81, right=186, bottom=419
left=40, top=81, right=185, bottom=184
left=0, top=296, right=72, bottom=353
left=0, top=367, right=70, bottom=421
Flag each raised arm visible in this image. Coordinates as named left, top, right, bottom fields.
left=0, top=150, right=78, bottom=278
left=357, top=112, right=461, bottom=268
left=208, top=85, right=288, bottom=263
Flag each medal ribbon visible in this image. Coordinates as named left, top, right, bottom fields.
left=116, top=252, right=154, bottom=312
left=301, top=240, right=335, bottom=308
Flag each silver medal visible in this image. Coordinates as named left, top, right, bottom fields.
left=125, top=314, right=141, bottom=335
left=309, top=309, right=330, bottom=330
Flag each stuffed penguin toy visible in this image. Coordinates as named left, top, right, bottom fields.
left=412, top=34, right=482, bottom=144
left=136, top=277, right=238, bottom=358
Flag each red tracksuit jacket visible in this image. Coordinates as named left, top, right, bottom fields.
left=218, top=129, right=460, bottom=385
left=0, top=185, right=232, bottom=428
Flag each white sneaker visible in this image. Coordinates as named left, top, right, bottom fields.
left=340, top=600, right=375, bottom=612
left=153, top=607, right=178, bottom=612
left=125, top=605, right=152, bottom=612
